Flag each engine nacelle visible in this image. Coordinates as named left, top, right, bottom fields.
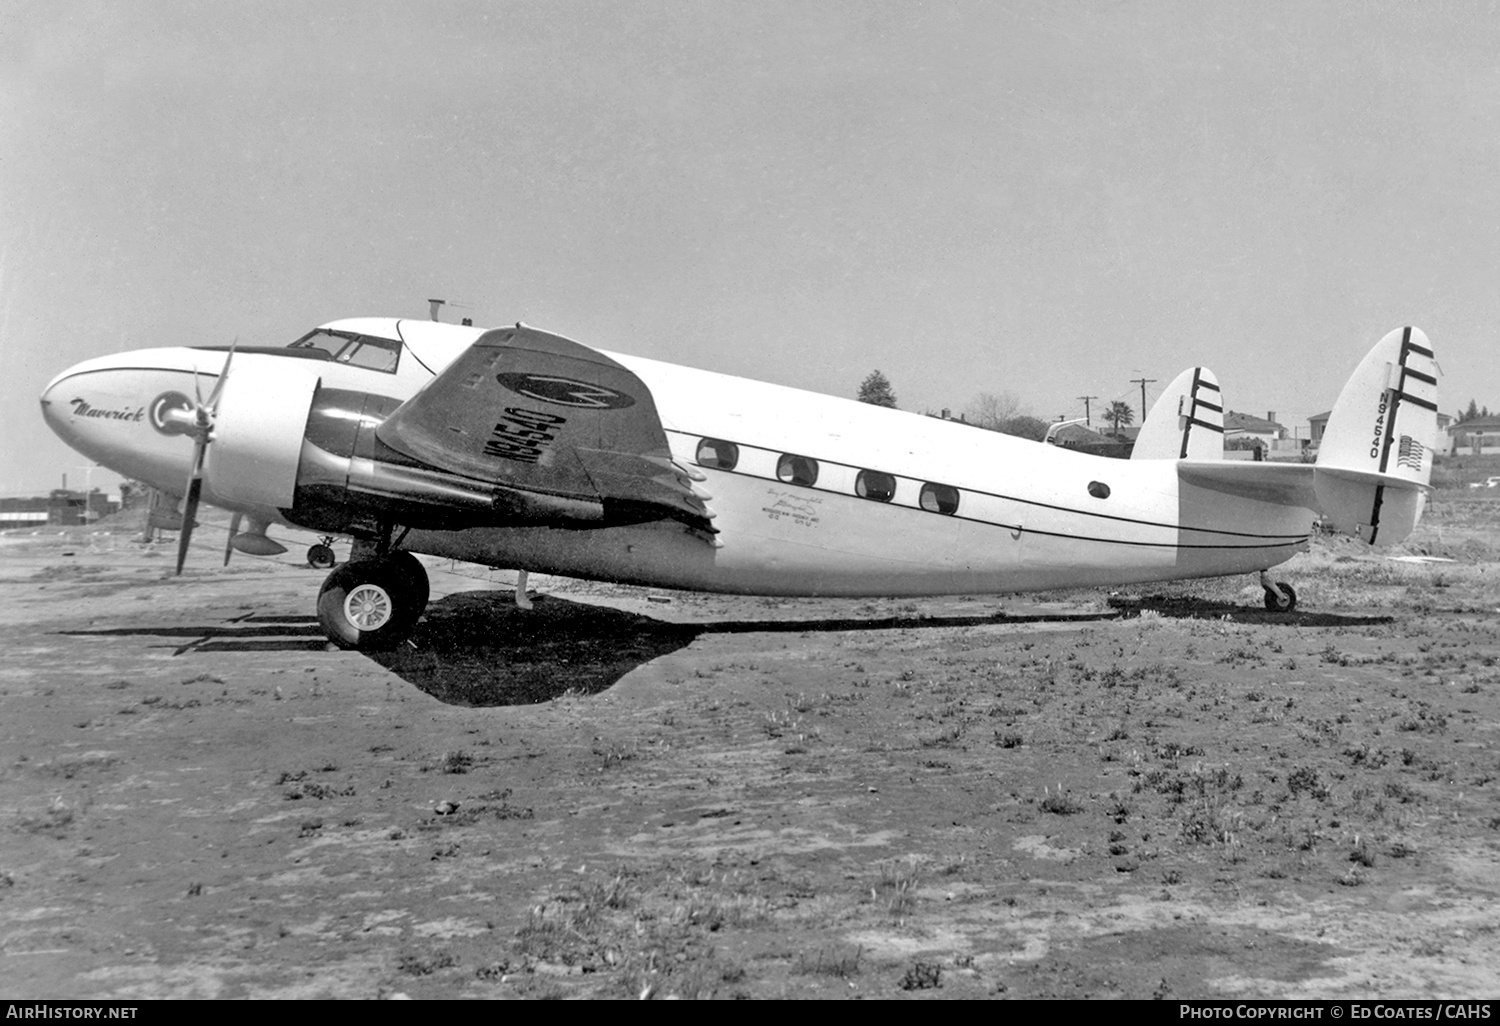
left=204, top=358, right=322, bottom=510
left=285, top=385, right=608, bottom=535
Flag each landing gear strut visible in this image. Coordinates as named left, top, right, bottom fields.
left=317, top=550, right=430, bottom=651
left=1259, top=571, right=1297, bottom=612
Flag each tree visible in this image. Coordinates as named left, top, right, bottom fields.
left=996, top=414, right=1049, bottom=442
left=1463, top=399, right=1480, bottom=422
left=965, top=391, right=1022, bottom=430
left=1105, top=400, right=1134, bottom=438
left=857, top=370, right=898, bottom=409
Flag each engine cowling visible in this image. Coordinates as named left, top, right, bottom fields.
left=284, top=384, right=608, bottom=535
left=203, top=357, right=322, bottom=510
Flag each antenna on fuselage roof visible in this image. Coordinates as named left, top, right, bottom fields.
left=427, top=298, right=474, bottom=324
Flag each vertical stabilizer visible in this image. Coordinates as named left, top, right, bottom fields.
left=1314, top=327, right=1438, bottom=545
left=1131, top=366, right=1224, bottom=460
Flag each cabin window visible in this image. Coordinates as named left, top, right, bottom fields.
left=696, top=438, right=739, bottom=471
left=1088, top=481, right=1111, bottom=499
left=920, top=482, right=960, bottom=515
left=776, top=453, right=819, bottom=487
left=856, top=470, right=896, bottom=502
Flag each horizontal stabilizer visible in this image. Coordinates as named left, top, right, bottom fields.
left=1133, top=366, right=1224, bottom=460
left=1178, top=460, right=1317, bottom=508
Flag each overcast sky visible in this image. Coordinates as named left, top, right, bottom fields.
left=4, top=1, right=1497, bottom=495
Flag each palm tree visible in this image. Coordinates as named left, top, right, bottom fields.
left=1105, top=400, right=1134, bottom=439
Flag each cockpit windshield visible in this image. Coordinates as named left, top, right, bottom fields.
left=288, top=329, right=402, bottom=373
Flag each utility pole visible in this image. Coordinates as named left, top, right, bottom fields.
left=1076, top=395, right=1098, bottom=426
left=1131, top=378, right=1157, bottom=419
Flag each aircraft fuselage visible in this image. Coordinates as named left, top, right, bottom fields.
left=40, top=318, right=1312, bottom=598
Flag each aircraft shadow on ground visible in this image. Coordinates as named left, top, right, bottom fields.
left=56, top=591, right=1388, bottom=707
left=58, top=614, right=331, bottom=655
left=371, top=592, right=1123, bottom=707
left=1109, top=595, right=1395, bottom=628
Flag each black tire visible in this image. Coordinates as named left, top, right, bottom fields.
left=388, top=551, right=430, bottom=618
left=307, top=543, right=336, bottom=570
left=317, top=559, right=419, bottom=651
left=1263, top=581, right=1297, bottom=612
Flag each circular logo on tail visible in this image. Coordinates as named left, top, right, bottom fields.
left=495, top=373, right=636, bottom=410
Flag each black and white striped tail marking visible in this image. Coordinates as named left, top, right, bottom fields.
left=1180, top=369, right=1224, bottom=459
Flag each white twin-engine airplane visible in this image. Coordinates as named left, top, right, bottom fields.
left=40, top=319, right=1438, bottom=650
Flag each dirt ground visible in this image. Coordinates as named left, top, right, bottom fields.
left=1, top=499, right=1497, bottom=999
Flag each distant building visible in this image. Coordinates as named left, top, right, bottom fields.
left=1224, top=410, right=1286, bottom=445
left=1449, top=415, right=1500, bottom=455
left=0, top=489, right=118, bottom=529
left=1308, top=410, right=1331, bottom=446
left=0, top=497, right=50, bottom=529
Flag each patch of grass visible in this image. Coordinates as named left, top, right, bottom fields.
left=1286, top=766, right=1329, bottom=800
left=793, top=946, right=863, bottom=978
left=899, top=961, right=942, bottom=990
left=875, top=858, right=922, bottom=916
left=1180, top=798, right=1243, bottom=847
left=591, top=740, right=639, bottom=768
left=437, top=750, right=474, bottom=774
left=283, top=780, right=355, bottom=801
left=1040, top=787, right=1084, bottom=815
left=397, top=950, right=458, bottom=976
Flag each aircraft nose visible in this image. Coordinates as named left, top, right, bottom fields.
left=39, top=348, right=206, bottom=482
left=39, top=361, right=92, bottom=443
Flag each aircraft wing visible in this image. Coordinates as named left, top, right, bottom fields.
left=375, top=325, right=713, bottom=533
left=1176, top=460, right=1319, bottom=509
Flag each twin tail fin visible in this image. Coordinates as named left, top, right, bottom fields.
left=1313, top=326, right=1438, bottom=544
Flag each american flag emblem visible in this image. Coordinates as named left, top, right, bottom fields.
left=1396, top=435, right=1424, bottom=471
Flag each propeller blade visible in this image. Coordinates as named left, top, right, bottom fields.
left=176, top=340, right=236, bottom=576
left=175, top=475, right=203, bottom=575
left=224, top=511, right=242, bottom=567
left=175, top=433, right=210, bottom=575
left=204, top=339, right=236, bottom=410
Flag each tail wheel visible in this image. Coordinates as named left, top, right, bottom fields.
left=1263, top=581, right=1297, bottom=612
left=307, top=543, right=336, bottom=570
left=317, top=559, right=420, bottom=650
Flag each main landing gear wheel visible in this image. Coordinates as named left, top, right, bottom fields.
left=307, top=542, right=336, bottom=570
left=1263, top=581, right=1297, bottom=612
left=317, top=555, right=429, bottom=651
left=387, top=550, right=430, bottom=619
